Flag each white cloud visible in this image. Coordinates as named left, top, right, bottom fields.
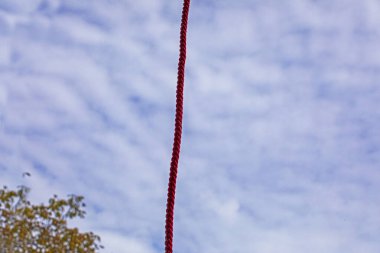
left=1, top=0, right=380, bottom=252
left=0, top=0, right=42, bottom=14
left=0, top=84, right=7, bottom=110
left=97, top=232, right=154, bottom=253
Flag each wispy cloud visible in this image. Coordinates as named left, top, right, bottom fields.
left=1, top=0, right=380, bottom=252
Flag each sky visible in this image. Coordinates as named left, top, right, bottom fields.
left=1, top=0, right=380, bottom=252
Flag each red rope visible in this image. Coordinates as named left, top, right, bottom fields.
left=165, top=1, right=191, bottom=253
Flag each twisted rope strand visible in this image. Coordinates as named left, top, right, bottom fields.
left=165, top=1, right=191, bottom=253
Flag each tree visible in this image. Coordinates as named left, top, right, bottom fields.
left=0, top=184, right=103, bottom=252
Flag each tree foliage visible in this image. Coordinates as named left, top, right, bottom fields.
left=0, top=185, right=103, bottom=252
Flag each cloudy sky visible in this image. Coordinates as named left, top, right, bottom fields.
left=1, top=0, right=380, bottom=252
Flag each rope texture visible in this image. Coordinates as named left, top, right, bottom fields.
left=165, top=1, right=191, bottom=253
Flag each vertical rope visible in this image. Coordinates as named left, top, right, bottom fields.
left=165, top=1, right=191, bottom=253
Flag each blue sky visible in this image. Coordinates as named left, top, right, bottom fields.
left=1, top=0, right=380, bottom=252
